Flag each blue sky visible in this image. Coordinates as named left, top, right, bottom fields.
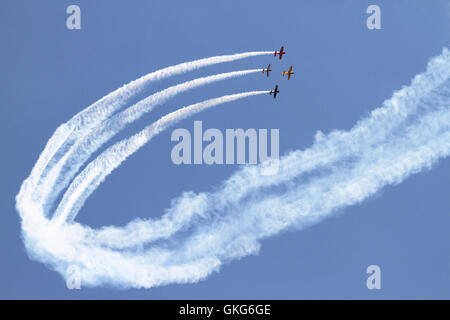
left=1, top=0, right=449, bottom=298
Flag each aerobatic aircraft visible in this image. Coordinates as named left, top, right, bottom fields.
left=262, top=64, right=272, bottom=77
left=274, top=46, right=286, bottom=60
left=269, top=85, right=279, bottom=98
left=282, top=65, right=294, bottom=80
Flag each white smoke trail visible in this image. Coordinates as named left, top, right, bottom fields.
left=16, top=48, right=450, bottom=289
left=51, top=48, right=450, bottom=251
left=35, top=70, right=262, bottom=211
left=53, top=91, right=269, bottom=223
left=21, top=51, right=272, bottom=201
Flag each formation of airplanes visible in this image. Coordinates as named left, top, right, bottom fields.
left=266, top=46, right=294, bottom=99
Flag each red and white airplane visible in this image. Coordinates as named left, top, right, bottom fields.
left=274, top=46, right=286, bottom=60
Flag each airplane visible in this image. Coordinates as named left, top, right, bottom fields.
left=282, top=65, right=294, bottom=80
left=274, top=46, right=286, bottom=60
left=262, top=64, right=272, bottom=77
left=269, top=85, right=279, bottom=98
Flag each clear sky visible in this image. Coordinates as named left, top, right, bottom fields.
left=0, top=0, right=449, bottom=299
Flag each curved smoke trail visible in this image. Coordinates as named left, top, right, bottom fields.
left=16, top=48, right=450, bottom=289
left=23, top=51, right=272, bottom=200
left=53, top=91, right=270, bottom=223
left=35, top=70, right=262, bottom=211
